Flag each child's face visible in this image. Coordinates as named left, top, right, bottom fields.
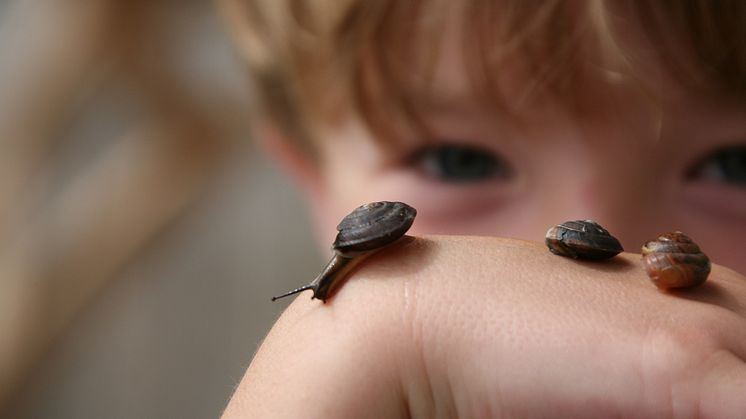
left=287, top=10, right=746, bottom=274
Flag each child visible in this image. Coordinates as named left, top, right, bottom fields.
left=220, top=1, right=746, bottom=416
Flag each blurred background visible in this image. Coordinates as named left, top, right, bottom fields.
left=0, top=0, right=319, bottom=417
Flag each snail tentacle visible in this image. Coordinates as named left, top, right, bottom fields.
left=272, top=201, right=416, bottom=303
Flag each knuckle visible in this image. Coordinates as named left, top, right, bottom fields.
left=642, top=315, right=727, bottom=381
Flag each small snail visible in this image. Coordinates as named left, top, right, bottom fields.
left=272, top=201, right=417, bottom=303
left=641, top=231, right=710, bottom=290
left=545, top=220, right=623, bottom=260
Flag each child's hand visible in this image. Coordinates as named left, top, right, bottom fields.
left=223, top=236, right=746, bottom=418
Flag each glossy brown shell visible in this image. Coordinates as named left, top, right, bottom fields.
left=545, top=220, right=623, bottom=260
left=641, top=231, right=710, bottom=290
left=333, top=201, right=417, bottom=256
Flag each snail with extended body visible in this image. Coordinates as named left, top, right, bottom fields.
left=545, top=220, right=623, bottom=260
left=272, top=201, right=417, bottom=303
left=641, top=231, right=710, bottom=290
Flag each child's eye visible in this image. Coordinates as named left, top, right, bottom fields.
left=409, top=144, right=512, bottom=183
left=688, top=146, right=746, bottom=185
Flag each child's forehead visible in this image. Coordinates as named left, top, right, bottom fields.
left=319, top=0, right=746, bottom=158
left=352, top=1, right=746, bottom=127
left=403, top=2, right=728, bottom=116
left=236, top=1, right=746, bottom=146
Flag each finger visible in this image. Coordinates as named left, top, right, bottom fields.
left=698, top=350, right=746, bottom=418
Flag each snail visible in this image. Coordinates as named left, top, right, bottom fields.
left=272, top=201, right=417, bottom=303
left=545, top=220, right=623, bottom=260
left=641, top=231, right=710, bottom=290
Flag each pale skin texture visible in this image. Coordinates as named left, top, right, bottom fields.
left=224, top=236, right=746, bottom=418
left=225, top=3, right=746, bottom=417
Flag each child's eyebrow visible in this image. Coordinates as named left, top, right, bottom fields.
left=416, top=99, right=485, bottom=117
left=407, top=88, right=493, bottom=117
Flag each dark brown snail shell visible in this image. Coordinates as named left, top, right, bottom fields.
left=333, top=201, right=417, bottom=256
left=545, top=220, right=623, bottom=260
left=272, top=201, right=417, bottom=303
left=641, top=231, right=710, bottom=290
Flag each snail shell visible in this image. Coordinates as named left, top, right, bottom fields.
left=641, top=231, right=710, bottom=290
left=333, top=201, right=417, bottom=256
left=272, top=201, right=417, bottom=302
left=545, top=220, right=623, bottom=260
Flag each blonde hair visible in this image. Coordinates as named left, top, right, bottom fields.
left=219, top=0, right=746, bottom=152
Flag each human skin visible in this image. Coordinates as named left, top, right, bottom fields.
left=224, top=2, right=746, bottom=416
left=223, top=236, right=746, bottom=418
left=275, top=2, right=746, bottom=275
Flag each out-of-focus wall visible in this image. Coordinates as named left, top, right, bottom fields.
left=0, top=1, right=319, bottom=417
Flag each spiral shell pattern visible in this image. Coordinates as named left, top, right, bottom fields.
left=641, top=231, right=710, bottom=290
